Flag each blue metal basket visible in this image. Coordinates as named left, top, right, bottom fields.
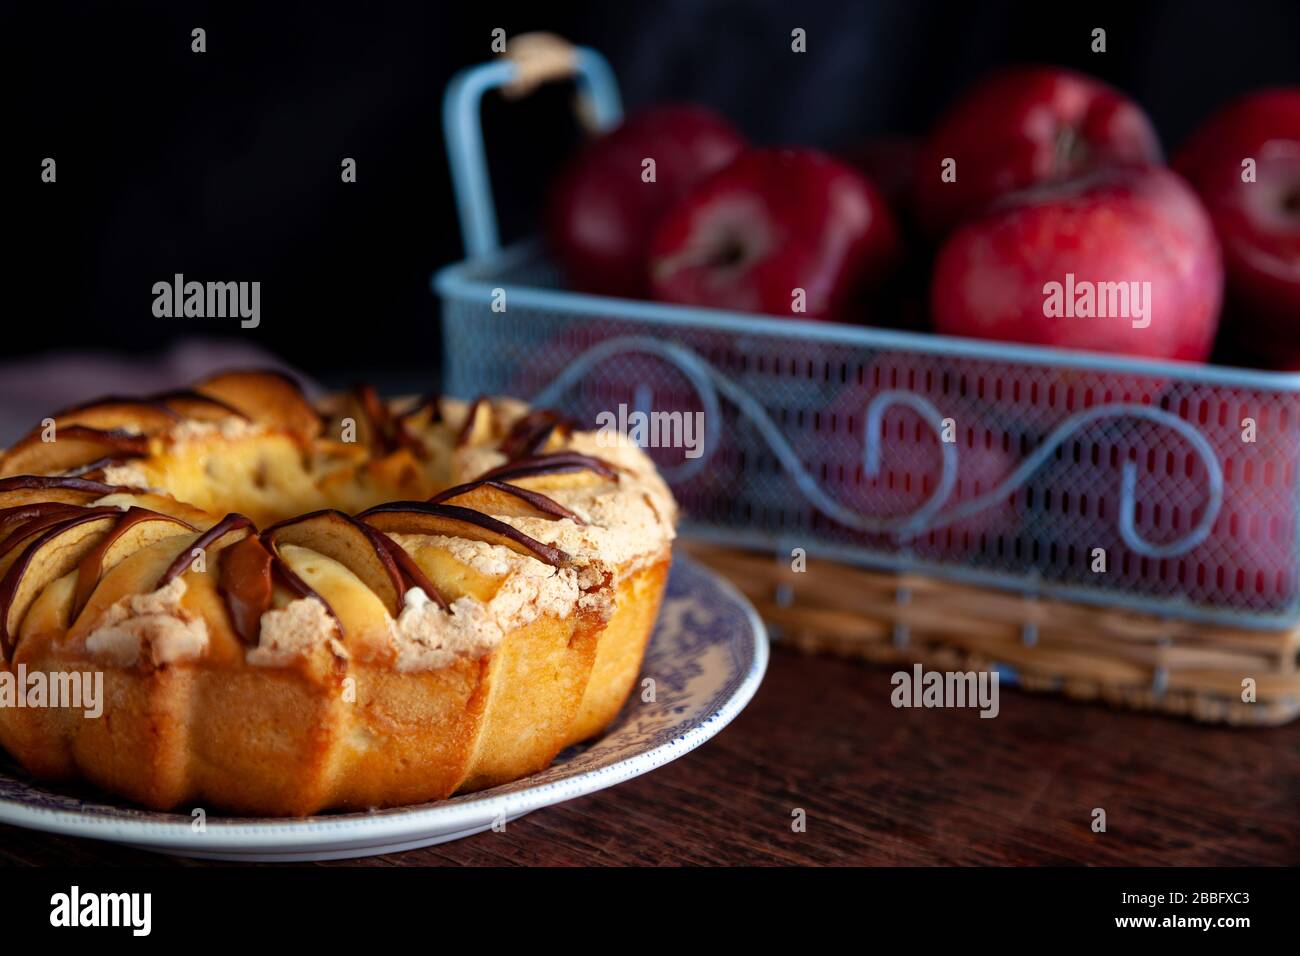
left=435, top=45, right=1300, bottom=631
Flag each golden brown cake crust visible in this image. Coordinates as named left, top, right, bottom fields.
left=0, top=373, right=676, bottom=815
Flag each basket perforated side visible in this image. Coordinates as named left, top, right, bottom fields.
left=436, top=245, right=1300, bottom=628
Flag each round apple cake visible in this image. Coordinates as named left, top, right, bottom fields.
left=0, top=371, right=675, bottom=815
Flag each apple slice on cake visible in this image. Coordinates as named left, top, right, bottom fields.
left=70, top=507, right=198, bottom=618
left=359, top=501, right=571, bottom=568
left=0, top=510, right=125, bottom=654
left=195, top=370, right=322, bottom=440
left=0, top=426, right=149, bottom=478
left=428, top=479, right=581, bottom=522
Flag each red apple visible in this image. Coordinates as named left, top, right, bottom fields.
left=863, top=426, right=1019, bottom=557
left=544, top=104, right=746, bottom=298
left=930, top=166, right=1223, bottom=363
left=915, top=66, right=1163, bottom=237
left=1215, top=457, right=1299, bottom=611
left=1174, top=89, right=1300, bottom=367
left=1100, top=404, right=1299, bottom=613
left=648, top=148, right=901, bottom=320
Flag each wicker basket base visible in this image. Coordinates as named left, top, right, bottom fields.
left=683, top=541, right=1300, bottom=726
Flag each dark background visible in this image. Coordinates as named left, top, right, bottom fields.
left=7, top=0, right=1300, bottom=388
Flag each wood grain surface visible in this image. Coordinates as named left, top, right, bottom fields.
left=2, top=644, right=1296, bottom=866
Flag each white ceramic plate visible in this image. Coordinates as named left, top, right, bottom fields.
left=0, top=554, right=767, bottom=861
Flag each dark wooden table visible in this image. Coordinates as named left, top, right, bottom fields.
left=2, top=644, right=1297, bottom=866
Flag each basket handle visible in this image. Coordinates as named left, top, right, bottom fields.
left=442, top=33, right=623, bottom=257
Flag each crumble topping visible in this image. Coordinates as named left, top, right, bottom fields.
left=447, top=428, right=677, bottom=579
left=450, top=445, right=507, bottom=484
left=84, top=577, right=209, bottom=666
left=497, top=487, right=674, bottom=578
left=381, top=534, right=614, bottom=671
left=246, top=596, right=347, bottom=668
left=392, top=588, right=501, bottom=671
left=88, top=493, right=135, bottom=511
left=168, top=418, right=266, bottom=443
left=389, top=533, right=516, bottom=578
left=98, top=463, right=152, bottom=490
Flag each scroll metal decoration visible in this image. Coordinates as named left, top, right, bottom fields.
left=535, top=336, right=1225, bottom=559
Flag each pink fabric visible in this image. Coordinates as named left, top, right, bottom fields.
left=0, top=339, right=317, bottom=446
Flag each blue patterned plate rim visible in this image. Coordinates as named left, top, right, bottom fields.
left=0, top=553, right=767, bottom=850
